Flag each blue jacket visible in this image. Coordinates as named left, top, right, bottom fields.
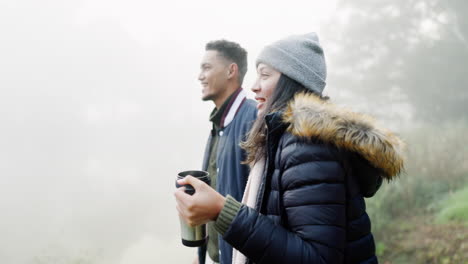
left=216, top=93, right=405, bottom=264
left=201, top=92, right=257, bottom=264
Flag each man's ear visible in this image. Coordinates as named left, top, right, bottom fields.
left=227, top=63, right=239, bottom=80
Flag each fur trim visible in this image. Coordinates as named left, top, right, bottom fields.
left=283, top=92, right=405, bottom=179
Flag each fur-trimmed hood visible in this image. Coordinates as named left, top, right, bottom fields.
left=283, top=92, right=405, bottom=180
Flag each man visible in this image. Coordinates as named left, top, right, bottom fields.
left=197, top=40, right=257, bottom=264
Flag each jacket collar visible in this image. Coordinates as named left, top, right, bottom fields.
left=282, top=92, right=405, bottom=179
left=220, top=88, right=247, bottom=128
left=265, top=111, right=288, bottom=141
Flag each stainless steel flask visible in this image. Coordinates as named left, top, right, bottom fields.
left=176, top=170, right=211, bottom=247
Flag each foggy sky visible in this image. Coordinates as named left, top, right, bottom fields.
left=0, top=0, right=427, bottom=263
left=0, top=1, right=340, bottom=263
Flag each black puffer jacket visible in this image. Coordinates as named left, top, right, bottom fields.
left=218, top=93, right=405, bottom=264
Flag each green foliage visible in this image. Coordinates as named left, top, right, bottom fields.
left=367, top=120, right=468, bottom=232
left=435, top=185, right=468, bottom=224
left=375, top=242, right=386, bottom=256
left=365, top=121, right=468, bottom=263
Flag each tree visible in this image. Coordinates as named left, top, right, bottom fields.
left=324, top=0, right=468, bottom=122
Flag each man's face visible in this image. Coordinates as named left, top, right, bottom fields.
left=198, top=50, right=230, bottom=102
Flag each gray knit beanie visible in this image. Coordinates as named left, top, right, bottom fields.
left=256, top=32, right=327, bottom=95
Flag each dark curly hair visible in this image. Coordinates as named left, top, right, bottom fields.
left=205, top=40, right=248, bottom=85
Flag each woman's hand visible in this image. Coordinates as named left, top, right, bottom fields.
left=174, top=175, right=226, bottom=226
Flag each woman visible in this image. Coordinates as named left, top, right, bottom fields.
left=175, top=32, right=404, bottom=264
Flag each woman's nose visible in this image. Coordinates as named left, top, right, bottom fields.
left=251, top=79, right=260, bottom=93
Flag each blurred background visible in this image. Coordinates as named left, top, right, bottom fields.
left=0, top=0, right=466, bottom=263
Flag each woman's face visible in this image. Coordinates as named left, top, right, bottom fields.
left=252, top=63, right=281, bottom=116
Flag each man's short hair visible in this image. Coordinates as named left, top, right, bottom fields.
left=205, top=40, right=248, bottom=85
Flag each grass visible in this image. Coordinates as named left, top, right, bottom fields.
left=365, top=120, right=468, bottom=263
left=435, top=185, right=468, bottom=224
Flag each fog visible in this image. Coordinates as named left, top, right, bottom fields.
left=1, top=0, right=466, bottom=263
left=0, top=1, right=338, bottom=263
